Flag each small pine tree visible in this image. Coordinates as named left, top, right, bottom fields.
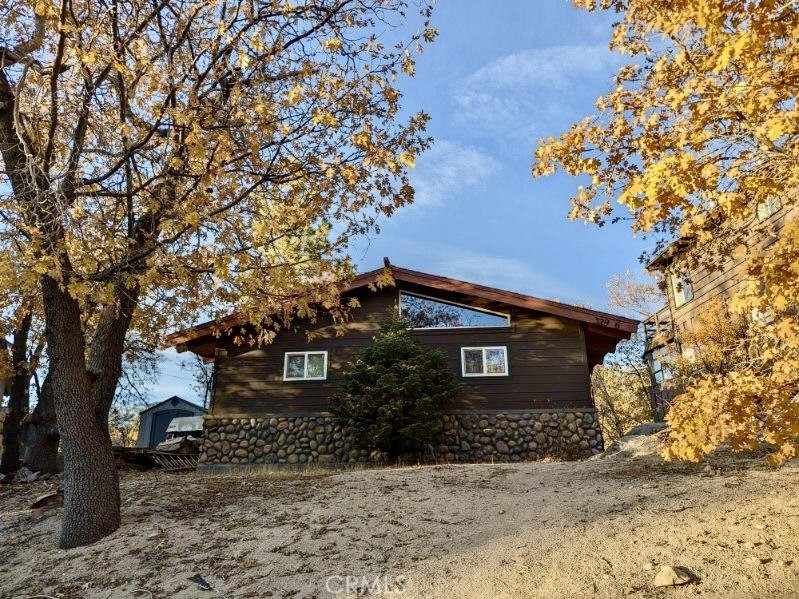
left=330, top=312, right=460, bottom=460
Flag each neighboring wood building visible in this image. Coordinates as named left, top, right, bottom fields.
left=169, top=263, right=637, bottom=468
left=136, top=396, right=207, bottom=448
left=643, top=198, right=796, bottom=415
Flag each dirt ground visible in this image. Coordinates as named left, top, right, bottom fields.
left=1, top=436, right=798, bottom=599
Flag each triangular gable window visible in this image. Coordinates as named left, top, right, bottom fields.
left=399, top=292, right=510, bottom=329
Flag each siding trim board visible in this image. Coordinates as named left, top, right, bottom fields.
left=204, top=408, right=600, bottom=419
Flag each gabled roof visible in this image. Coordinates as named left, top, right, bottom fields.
left=167, top=263, right=638, bottom=357
left=139, top=395, right=207, bottom=415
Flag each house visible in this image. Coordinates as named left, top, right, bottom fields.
left=643, top=197, right=796, bottom=416
left=135, top=396, right=207, bottom=448
left=168, top=262, right=637, bottom=468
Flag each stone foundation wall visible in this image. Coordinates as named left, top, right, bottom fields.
left=436, top=411, right=603, bottom=462
left=201, top=416, right=370, bottom=466
left=199, top=410, right=603, bottom=468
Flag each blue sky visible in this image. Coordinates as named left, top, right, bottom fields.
left=350, top=1, right=644, bottom=303
left=155, top=1, right=651, bottom=403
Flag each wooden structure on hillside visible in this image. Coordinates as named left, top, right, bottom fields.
left=164, top=263, right=637, bottom=467
left=171, top=263, right=637, bottom=417
left=643, top=198, right=796, bottom=416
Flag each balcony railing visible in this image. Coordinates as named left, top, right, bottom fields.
left=643, top=305, right=673, bottom=351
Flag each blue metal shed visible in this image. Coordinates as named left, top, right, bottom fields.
left=135, top=396, right=207, bottom=448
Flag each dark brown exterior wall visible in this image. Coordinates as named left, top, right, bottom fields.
left=211, top=283, right=592, bottom=417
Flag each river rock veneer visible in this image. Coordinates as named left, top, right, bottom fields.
left=199, top=410, right=603, bottom=469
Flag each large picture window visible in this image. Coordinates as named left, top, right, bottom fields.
left=283, top=351, right=328, bottom=381
left=400, top=292, right=509, bottom=329
left=460, top=346, right=509, bottom=377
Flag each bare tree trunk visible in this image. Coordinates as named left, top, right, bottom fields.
left=22, top=372, right=60, bottom=474
left=42, top=269, right=143, bottom=548
left=0, top=377, right=28, bottom=475
left=41, top=275, right=122, bottom=548
left=0, top=312, right=32, bottom=475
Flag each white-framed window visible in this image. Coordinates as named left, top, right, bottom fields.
left=670, top=271, right=693, bottom=308
left=756, top=197, right=781, bottom=222
left=650, top=347, right=673, bottom=386
left=283, top=351, right=328, bottom=381
left=460, top=346, right=509, bottom=377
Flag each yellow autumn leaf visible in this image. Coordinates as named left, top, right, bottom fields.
left=81, top=50, right=98, bottom=65
left=311, top=110, right=338, bottom=127
left=764, top=115, right=790, bottom=142
left=287, top=84, right=303, bottom=105
left=401, top=52, right=415, bottom=76
left=321, top=38, right=342, bottom=52
left=397, top=152, right=415, bottom=169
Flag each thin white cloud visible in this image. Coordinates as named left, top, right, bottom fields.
left=453, top=44, right=623, bottom=141
left=409, top=139, right=499, bottom=208
left=432, top=252, right=587, bottom=306
left=371, top=237, right=587, bottom=305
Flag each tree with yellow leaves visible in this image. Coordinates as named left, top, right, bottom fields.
left=534, top=1, right=798, bottom=464
left=0, top=241, right=47, bottom=477
left=0, top=0, right=435, bottom=547
left=591, top=271, right=663, bottom=437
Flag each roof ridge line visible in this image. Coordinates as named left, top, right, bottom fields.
left=167, top=263, right=638, bottom=347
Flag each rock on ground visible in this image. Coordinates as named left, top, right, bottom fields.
left=653, top=565, right=695, bottom=587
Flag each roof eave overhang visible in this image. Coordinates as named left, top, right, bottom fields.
left=646, top=237, right=695, bottom=271
left=167, top=265, right=639, bottom=357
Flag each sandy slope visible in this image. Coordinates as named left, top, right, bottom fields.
left=1, top=438, right=798, bottom=598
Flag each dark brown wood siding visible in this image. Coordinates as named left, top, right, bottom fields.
left=211, top=284, right=593, bottom=416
